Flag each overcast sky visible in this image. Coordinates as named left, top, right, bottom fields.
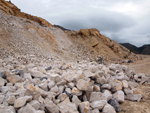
left=11, top=0, right=150, bottom=47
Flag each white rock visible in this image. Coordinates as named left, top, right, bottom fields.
left=30, top=70, right=47, bottom=78
left=24, top=73, right=32, bottom=80
left=57, top=93, right=67, bottom=102
left=71, top=87, right=82, bottom=96
left=101, top=84, right=111, bottom=90
left=122, top=80, right=128, bottom=88
left=0, top=94, right=4, bottom=104
left=123, top=88, right=133, bottom=95
left=67, top=82, right=74, bottom=88
left=18, top=103, right=36, bottom=113
left=47, top=80, right=55, bottom=89
left=50, top=85, right=59, bottom=93
left=93, top=85, right=100, bottom=92
left=58, top=102, right=79, bottom=113
left=30, top=100, right=40, bottom=110
left=65, top=88, right=72, bottom=94
left=44, top=98, right=59, bottom=113
left=102, top=104, right=116, bottom=113
left=0, top=104, right=16, bottom=113
left=103, top=90, right=112, bottom=101
left=72, top=95, right=81, bottom=107
left=5, top=93, right=16, bottom=104
left=113, top=90, right=124, bottom=103
left=90, top=100, right=107, bottom=110
left=76, top=79, right=90, bottom=91
left=90, top=109, right=99, bottom=113
left=14, top=96, right=32, bottom=108
left=38, top=82, right=48, bottom=91
left=0, top=77, right=5, bottom=87
left=79, top=101, right=90, bottom=113
left=125, top=94, right=142, bottom=102
left=90, top=92, right=103, bottom=102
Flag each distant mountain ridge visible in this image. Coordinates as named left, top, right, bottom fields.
left=120, top=43, right=150, bottom=55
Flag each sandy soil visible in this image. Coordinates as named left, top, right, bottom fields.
left=119, top=55, right=150, bottom=113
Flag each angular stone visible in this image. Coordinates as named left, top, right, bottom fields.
left=0, top=105, right=16, bottom=113
left=108, top=98, right=121, bottom=112
left=103, top=104, right=116, bottom=113
left=14, top=96, right=32, bottom=108
left=72, top=95, right=81, bottom=107
left=123, top=88, right=133, bottom=95
left=7, top=75, right=22, bottom=84
left=0, top=94, right=4, bottom=104
left=58, top=102, right=78, bottom=113
left=57, top=93, right=67, bottom=102
left=18, top=103, right=36, bottom=113
left=24, top=73, right=32, bottom=80
left=140, top=76, right=150, bottom=85
left=128, top=81, right=138, bottom=88
left=102, top=90, right=112, bottom=101
left=50, top=85, right=59, bottom=93
left=67, top=82, right=74, bottom=88
left=76, top=79, right=90, bottom=91
left=47, top=80, right=55, bottom=89
left=65, top=87, right=72, bottom=94
left=5, top=93, right=16, bottom=104
left=113, top=90, right=124, bottom=103
left=0, top=77, right=5, bottom=87
left=96, top=76, right=106, bottom=85
left=116, top=72, right=129, bottom=81
left=101, top=84, right=111, bottom=90
left=44, top=98, right=59, bottom=113
left=79, top=101, right=90, bottom=113
left=125, top=94, right=142, bottom=102
left=90, top=109, right=99, bottom=113
left=90, top=92, right=103, bottom=102
left=122, top=80, right=128, bottom=88
left=71, top=87, right=82, bottom=96
left=30, top=100, right=40, bottom=110
left=30, top=70, right=47, bottom=78
left=36, top=110, right=45, bottom=113
left=90, top=100, right=107, bottom=110
left=93, top=85, right=100, bottom=92
left=38, top=82, right=48, bottom=91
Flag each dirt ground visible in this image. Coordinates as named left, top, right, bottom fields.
left=119, top=55, right=150, bottom=113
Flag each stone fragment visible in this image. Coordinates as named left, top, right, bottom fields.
left=36, top=110, right=45, bottom=113
left=76, top=79, right=90, bottom=91
left=30, top=100, right=40, bottom=110
left=5, top=93, right=16, bottom=104
left=79, top=101, right=90, bottom=113
left=0, top=77, right=5, bottom=87
left=38, top=82, right=48, bottom=91
left=44, top=98, right=59, bottom=113
left=101, top=84, right=111, bottom=90
left=93, top=85, right=100, bottom=92
left=96, top=76, right=106, bottom=85
left=125, top=94, right=142, bottom=102
left=57, top=93, right=67, bottom=102
left=123, top=88, right=133, bottom=95
left=90, top=92, right=103, bottom=102
left=113, top=90, right=124, bottom=103
left=72, top=95, right=81, bottom=107
left=24, top=73, right=32, bottom=80
left=128, top=81, right=138, bottom=88
left=30, top=70, right=47, bottom=78
left=58, top=102, right=79, bottom=113
left=65, top=87, right=72, bottom=94
left=47, top=80, right=55, bottom=89
left=71, top=87, right=82, bottom=96
left=103, top=104, right=116, bottom=113
left=14, top=96, right=32, bottom=108
left=108, top=98, right=121, bottom=112
left=50, top=85, right=59, bottom=93
left=122, top=80, right=128, bottom=88
left=90, top=100, right=107, bottom=110
left=7, top=75, right=22, bottom=84
left=102, top=90, right=112, bottom=101
left=0, top=105, right=16, bottom=113
left=67, top=82, right=74, bottom=88
left=0, top=94, right=4, bottom=104
left=18, top=103, right=36, bottom=113
left=140, top=76, right=150, bottom=85
left=90, top=109, right=99, bottom=113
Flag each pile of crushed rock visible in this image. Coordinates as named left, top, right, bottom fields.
left=0, top=55, right=150, bottom=113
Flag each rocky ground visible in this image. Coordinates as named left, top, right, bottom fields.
left=0, top=54, right=150, bottom=113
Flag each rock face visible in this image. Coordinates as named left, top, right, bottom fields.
left=0, top=0, right=53, bottom=27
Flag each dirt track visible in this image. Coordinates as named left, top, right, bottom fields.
left=119, top=55, right=150, bottom=113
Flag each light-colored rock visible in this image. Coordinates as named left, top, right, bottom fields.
left=67, top=82, right=74, bottom=88
left=101, top=84, right=111, bottom=90
left=71, top=87, right=82, bottom=96
left=0, top=94, right=4, bottom=104
left=125, top=94, right=142, bottom=102
left=24, top=73, right=32, bottom=80
left=113, top=90, right=124, bottom=103
left=122, top=80, right=128, bottom=88
left=79, top=101, right=90, bottom=113
left=50, top=85, right=59, bottom=93
left=14, top=96, right=32, bottom=108
left=96, top=76, right=106, bottom=85
left=58, top=102, right=79, bottom=113
left=140, top=76, right=150, bottom=85
left=57, top=93, right=67, bottom=102
left=44, top=98, right=59, bottom=113
left=103, top=104, right=116, bottom=113
left=65, top=87, right=72, bottom=94
left=30, top=70, right=47, bottom=78
left=18, top=103, right=36, bottom=113
left=0, top=105, right=16, bottom=113
left=5, top=93, right=16, bottom=104
left=36, top=110, right=45, bottom=113
left=38, top=82, right=48, bottom=91
left=90, top=92, right=103, bottom=102
left=0, top=77, right=5, bottom=87
left=90, top=109, right=99, bottom=113
left=90, top=100, right=107, bottom=110
left=103, top=90, right=112, bottom=101
left=47, top=80, right=55, bottom=89
left=93, top=85, right=100, bottom=92
left=76, top=79, right=90, bottom=91
left=123, top=88, right=133, bottom=95
left=72, top=95, right=81, bottom=107
left=30, top=100, right=40, bottom=110
left=128, top=81, right=138, bottom=88
left=15, top=83, right=24, bottom=90
left=7, top=75, right=22, bottom=84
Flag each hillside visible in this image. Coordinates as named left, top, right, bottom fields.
left=121, top=43, right=150, bottom=55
